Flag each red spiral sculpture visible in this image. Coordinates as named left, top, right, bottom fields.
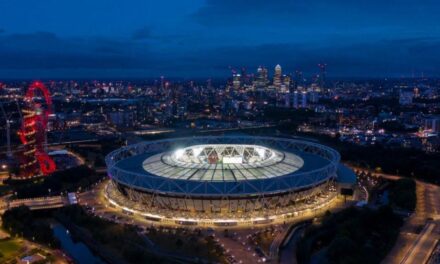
left=18, top=81, right=56, bottom=177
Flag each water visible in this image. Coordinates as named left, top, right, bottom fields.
left=52, top=224, right=105, bottom=264
left=380, top=190, right=389, bottom=205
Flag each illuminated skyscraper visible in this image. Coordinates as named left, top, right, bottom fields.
left=273, top=64, right=282, bottom=88
left=284, top=93, right=290, bottom=107
left=281, top=74, right=291, bottom=93
left=301, top=91, right=307, bottom=108
left=413, top=87, right=420, bottom=98
left=254, top=66, right=269, bottom=88
left=240, top=67, right=250, bottom=85
left=160, top=76, right=165, bottom=89
left=295, top=70, right=304, bottom=87
left=233, top=73, right=241, bottom=90
left=318, top=64, right=327, bottom=89
left=293, top=90, right=299, bottom=108
left=283, top=74, right=291, bottom=87
left=257, top=66, right=263, bottom=81
left=262, top=67, right=268, bottom=85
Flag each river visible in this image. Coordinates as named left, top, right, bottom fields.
left=52, top=224, right=105, bottom=264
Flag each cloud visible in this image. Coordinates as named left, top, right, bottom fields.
left=0, top=32, right=157, bottom=70
left=192, top=0, right=303, bottom=26
left=172, top=37, right=440, bottom=77
left=191, top=0, right=440, bottom=29
left=0, top=30, right=439, bottom=78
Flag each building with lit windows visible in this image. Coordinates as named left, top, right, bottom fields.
left=302, top=91, right=308, bottom=108
left=232, top=73, right=241, bottom=90
left=273, top=64, right=282, bottom=88
left=283, top=74, right=291, bottom=88
left=254, top=66, right=269, bottom=89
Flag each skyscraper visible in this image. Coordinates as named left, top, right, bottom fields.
left=240, top=67, right=249, bottom=85
left=284, top=93, right=290, bottom=108
left=233, top=73, right=241, bottom=90
left=254, top=66, right=269, bottom=88
left=257, top=66, right=263, bottom=83
left=301, top=91, right=307, bottom=108
left=318, top=63, right=327, bottom=89
left=293, top=90, right=299, bottom=108
left=273, top=64, right=282, bottom=88
left=283, top=74, right=291, bottom=87
left=282, top=74, right=291, bottom=93
left=295, top=70, right=304, bottom=87
left=160, top=76, right=165, bottom=89
left=262, top=67, right=269, bottom=85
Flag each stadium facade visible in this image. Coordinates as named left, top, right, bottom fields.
left=105, top=136, right=356, bottom=226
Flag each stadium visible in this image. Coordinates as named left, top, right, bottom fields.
left=104, top=136, right=356, bottom=226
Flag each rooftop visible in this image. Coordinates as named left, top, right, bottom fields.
left=115, top=144, right=330, bottom=182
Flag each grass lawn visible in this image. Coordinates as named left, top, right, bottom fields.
left=0, top=239, right=23, bottom=261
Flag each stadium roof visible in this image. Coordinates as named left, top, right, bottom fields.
left=106, top=136, right=342, bottom=196
left=115, top=145, right=331, bottom=182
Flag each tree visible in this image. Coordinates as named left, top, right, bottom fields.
left=175, top=238, right=183, bottom=248
left=2, top=206, right=60, bottom=248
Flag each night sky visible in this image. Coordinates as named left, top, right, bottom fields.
left=0, top=0, right=439, bottom=79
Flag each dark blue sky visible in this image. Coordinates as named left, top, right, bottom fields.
left=1, top=0, right=439, bottom=79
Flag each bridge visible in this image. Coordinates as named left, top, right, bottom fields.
left=0, top=194, right=78, bottom=212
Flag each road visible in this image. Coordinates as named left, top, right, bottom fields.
left=353, top=169, right=440, bottom=264
left=393, top=184, right=440, bottom=264
left=279, top=224, right=308, bottom=264
left=269, top=225, right=289, bottom=261
left=399, top=222, right=437, bottom=264
left=78, top=180, right=352, bottom=264
left=383, top=181, right=440, bottom=264
left=216, top=230, right=263, bottom=264
left=347, top=165, right=440, bottom=264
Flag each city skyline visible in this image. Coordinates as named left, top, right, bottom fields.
left=1, top=0, right=440, bottom=79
